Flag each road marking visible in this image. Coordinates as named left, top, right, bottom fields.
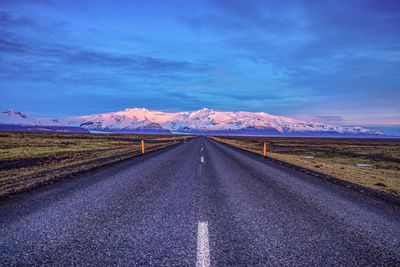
left=200, top=156, right=204, bottom=163
left=200, top=147, right=203, bottom=152
left=196, top=221, right=210, bottom=267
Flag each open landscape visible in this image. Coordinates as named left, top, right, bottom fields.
left=1, top=0, right=400, bottom=265
left=212, top=136, right=400, bottom=195
left=1, top=136, right=400, bottom=265
left=0, top=131, right=190, bottom=198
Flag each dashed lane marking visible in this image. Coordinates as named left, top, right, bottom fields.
left=196, top=221, right=210, bottom=267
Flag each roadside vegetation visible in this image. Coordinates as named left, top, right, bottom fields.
left=211, top=136, right=400, bottom=195
left=0, top=132, right=191, bottom=198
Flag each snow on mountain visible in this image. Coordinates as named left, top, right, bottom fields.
left=0, top=108, right=383, bottom=136
left=67, top=107, right=382, bottom=136
left=68, top=108, right=187, bottom=132
left=0, top=110, right=87, bottom=133
left=0, top=110, right=61, bottom=126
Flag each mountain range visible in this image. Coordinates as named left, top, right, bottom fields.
left=0, top=108, right=384, bottom=137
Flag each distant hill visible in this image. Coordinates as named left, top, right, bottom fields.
left=0, top=124, right=89, bottom=133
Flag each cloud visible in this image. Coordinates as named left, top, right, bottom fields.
left=180, top=0, right=400, bottom=66
left=0, top=11, right=35, bottom=27
left=64, top=50, right=192, bottom=72
left=0, top=37, right=28, bottom=53
left=0, top=0, right=51, bottom=7
left=0, top=10, right=209, bottom=86
left=181, top=0, right=305, bottom=33
left=0, top=35, right=199, bottom=74
left=186, top=1, right=400, bottom=98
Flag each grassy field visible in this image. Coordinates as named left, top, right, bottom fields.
left=211, top=136, right=400, bottom=196
left=0, top=132, right=191, bottom=198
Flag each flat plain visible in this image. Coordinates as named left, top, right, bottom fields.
left=1, top=137, right=399, bottom=265
left=0, top=131, right=189, bottom=198
left=212, top=136, right=400, bottom=195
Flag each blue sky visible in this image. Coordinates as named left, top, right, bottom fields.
left=0, top=0, right=399, bottom=129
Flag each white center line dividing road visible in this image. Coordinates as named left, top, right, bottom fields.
left=200, top=156, right=204, bottom=163
left=196, top=221, right=210, bottom=267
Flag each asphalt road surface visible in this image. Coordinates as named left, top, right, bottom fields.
left=1, top=137, right=400, bottom=266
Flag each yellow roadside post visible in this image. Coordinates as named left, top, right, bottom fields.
left=141, top=139, right=145, bottom=155
left=263, top=141, right=267, bottom=158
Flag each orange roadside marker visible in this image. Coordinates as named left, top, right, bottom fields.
left=263, top=142, right=267, bottom=158
left=141, top=139, right=145, bottom=155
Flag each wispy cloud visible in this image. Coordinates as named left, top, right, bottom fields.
left=0, top=10, right=209, bottom=87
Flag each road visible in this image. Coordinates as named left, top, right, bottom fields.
left=1, top=137, right=400, bottom=266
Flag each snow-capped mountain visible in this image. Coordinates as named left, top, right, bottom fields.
left=68, top=108, right=187, bottom=133
left=0, top=108, right=383, bottom=136
left=0, top=110, right=64, bottom=125
left=0, top=110, right=87, bottom=133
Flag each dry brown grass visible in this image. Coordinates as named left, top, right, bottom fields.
left=211, top=136, right=400, bottom=195
left=0, top=132, right=191, bottom=197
